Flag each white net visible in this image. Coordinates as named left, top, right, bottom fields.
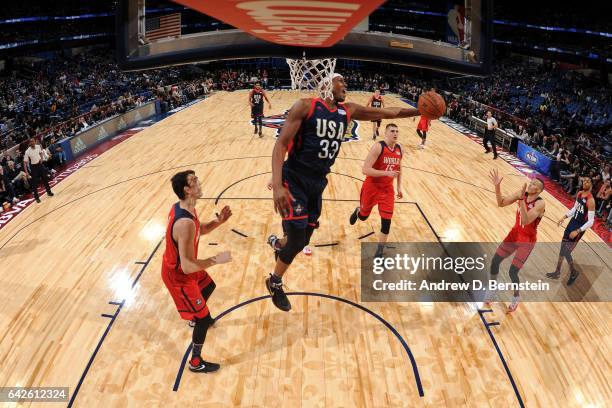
left=286, top=57, right=337, bottom=100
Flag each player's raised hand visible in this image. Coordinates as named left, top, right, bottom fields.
left=273, top=184, right=294, bottom=217
left=213, top=251, right=232, bottom=264
left=217, top=206, right=232, bottom=223
left=489, top=168, right=503, bottom=186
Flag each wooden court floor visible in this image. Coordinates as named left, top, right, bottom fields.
left=0, top=91, right=609, bottom=407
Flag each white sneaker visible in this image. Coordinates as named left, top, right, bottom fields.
left=417, top=144, right=424, bottom=149
left=12, top=197, right=19, bottom=204
left=507, top=297, right=520, bottom=313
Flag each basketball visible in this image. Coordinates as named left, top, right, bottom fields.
left=418, top=91, right=446, bottom=119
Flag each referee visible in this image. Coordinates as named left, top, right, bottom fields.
left=483, top=110, right=498, bottom=159
left=24, top=138, right=54, bottom=203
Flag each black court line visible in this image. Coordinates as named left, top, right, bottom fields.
left=209, top=166, right=520, bottom=402
left=0, top=154, right=505, bottom=251
left=100, top=314, right=114, bottom=319
left=135, top=261, right=147, bottom=265
left=314, top=242, right=339, bottom=247
left=414, top=200, right=525, bottom=407
left=213, top=170, right=365, bottom=205
left=231, top=228, right=248, bottom=238
left=478, top=310, right=525, bottom=408
left=0, top=155, right=271, bottom=250
left=208, top=243, right=218, bottom=246
left=358, top=231, right=375, bottom=240
left=338, top=156, right=495, bottom=194
left=68, top=236, right=164, bottom=408
left=68, top=299, right=125, bottom=408
left=172, top=292, right=424, bottom=397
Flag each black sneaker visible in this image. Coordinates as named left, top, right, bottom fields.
left=47, top=192, right=54, bottom=197
left=566, top=270, right=579, bottom=286
left=349, top=207, right=360, bottom=225
left=35, top=197, right=41, bottom=203
left=546, top=271, right=561, bottom=280
left=189, top=356, right=220, bottom=373
left=265, top=274, right=291, bottom=311
left=253, top=127, right=258, bottom=134
left=259, top=131, right=263, bottom=138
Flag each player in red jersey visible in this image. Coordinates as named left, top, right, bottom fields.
left=367, top=89, right=385, bottom=139
left=161, top=170, right=233, bottom=373
left=249, top=82, right=271, bottom=137
left=414, top=115, right=430, bottom=149
left=349, top=123, right=403, bottom=258
left=487, top=169, right=546, bottom=313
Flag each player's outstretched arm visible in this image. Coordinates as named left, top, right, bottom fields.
left=200, top=205, right=232, bottom=235
left=174, top=219, right=232, bottom=273
left=272, top=98, right=310, bottom=215
left=345, top=102, right=420, bottom=121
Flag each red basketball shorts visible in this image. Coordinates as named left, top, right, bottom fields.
left=495, top=228, right=537, bottom=269
left=162, top=268, right=214, bottom=320
left=359, top=181, right=395, bottom=220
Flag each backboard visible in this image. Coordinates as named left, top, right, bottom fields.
left=116, top=0, right=492, bottom=75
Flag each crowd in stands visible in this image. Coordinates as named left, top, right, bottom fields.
left=1, top=49, right=610, bottom=228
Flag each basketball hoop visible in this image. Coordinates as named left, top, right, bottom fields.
left=286, top=56, right=337, bottom=100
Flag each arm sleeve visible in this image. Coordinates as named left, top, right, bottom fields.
left=566, top=200, right=579, bottom=218
left=579, top=211, right=595, bottom=232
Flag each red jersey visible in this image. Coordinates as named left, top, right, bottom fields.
left=512, top=194, right=542, bottom=238
left=417, top=116, right=429, bottom=131
left=365, top=141, right=402, bottom=185
left=371, top=95, right=383, bottom=108
left=161, top=202, right=200, bottom=284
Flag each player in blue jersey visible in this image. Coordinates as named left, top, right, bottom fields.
left=547, top=176, right=595, bottom=285
left=265, top=73, right=432, bottom=311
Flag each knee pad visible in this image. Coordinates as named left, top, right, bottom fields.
left=380, top=218, right=391, bottom=235
left=508, top=265, right=521, bottom=285
left=278, top=227, right=307, bottom=265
